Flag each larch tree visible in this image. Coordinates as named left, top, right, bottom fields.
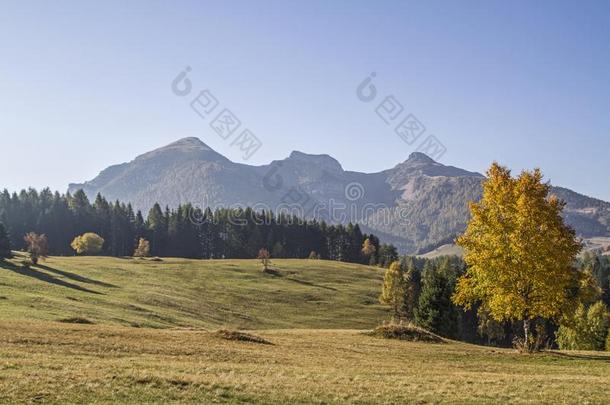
left=257, top=248, right=271, bottom=272
left=24, top=232, right=48, bottom=265
left=133, top=238, right=151, bottom=257
left=453, top=163, right=583, bottom=351
left=361, top=238, right=376, bottom=260
left=379, top=261, right=407, bottom=321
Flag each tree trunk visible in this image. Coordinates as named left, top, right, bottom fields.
left=523, top=318, right=531, bottom=352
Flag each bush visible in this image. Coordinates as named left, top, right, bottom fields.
left=368, top=321, right=444, bottom=343
left=213, top=329, right=272, bottom=345
left=71, top=233, right=105, bottom=255
left=556, top=301, right=610, bottom=351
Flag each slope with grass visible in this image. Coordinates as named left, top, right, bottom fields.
left=0, top=253, right=387, bottom=329
left=2, top=255, right=610, bottom=403
left=1, top=321, right=610, bottom=404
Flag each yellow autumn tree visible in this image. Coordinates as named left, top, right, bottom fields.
left=379, top=261, right=406, bottom=321
left=452, top=163, right=584, bottom=351
left=133, top=238, right=151, bottom=257
left=71, top=233, right=105, bottom=255
left=361, top=238, right=376, bottom=258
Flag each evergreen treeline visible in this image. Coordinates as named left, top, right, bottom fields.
left=0, top=188, right=396, bottom=263
left=388, top=253, right=610, bottom=348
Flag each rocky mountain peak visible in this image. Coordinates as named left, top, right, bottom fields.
left=286, top=151, right=344, bottom=172
left=69, top=137, right=610, bottom=254
left=162, top=137, right=212, bottom=150
left=134, top=137, right=224, bottom=163
left=406, top=152, right=437, bottom=164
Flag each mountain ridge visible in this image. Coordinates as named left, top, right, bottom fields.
left=69, top=137, right=610, bottom=253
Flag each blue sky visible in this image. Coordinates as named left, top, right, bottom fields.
left=1, top=0, right=609, bottom=200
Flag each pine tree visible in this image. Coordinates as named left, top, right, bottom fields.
left=415, top=260, right=457, bottom=337
left=378, top=244, right=398, bottom=268
left=0, top=222, right=11, bottom=259
left=147, top=203, right=167, bottom=257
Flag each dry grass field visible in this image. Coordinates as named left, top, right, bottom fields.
left=1, top=254, right=610, bottom=404
left=2, top=321, right=610, bottom=404
left=0, top=254, right=387, bottom=329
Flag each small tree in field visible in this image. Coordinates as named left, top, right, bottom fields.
left=133, top=238, right=151, bottom=257
left=308, top=251, right=320, bottom=260
left=257, top=248, right=271, bottom=272
left=71, top=233, right=105, bottom=255
left=0, top=223, right=11, bottom=260
left=379, top=261, right=407, bottom=321
left=453, top=164, right=584, bottom=352
left=361, top=238, right=376, bottom=260
left=24, top=232, right=48, bottom=265
left=556, top=301, right=610, bottom=351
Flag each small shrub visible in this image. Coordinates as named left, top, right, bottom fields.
left=368, top=321, right=444, bottom=343
left=213, top=329, right=272, bottom=345
left=71, top=233, right=105, bottom=255
left=257, top=248, right=271, bottom=272
left=58, top=317, right=95, bottom=324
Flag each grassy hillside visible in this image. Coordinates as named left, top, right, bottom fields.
left=3, top=255, right=610, bottom=403
left=417, top=237, right=610, bottom=259
left=1, top=320, right=610, bottom=404
left=417, top=243, right=464, bottom=259
left=0, top=253, right=388, bottom=329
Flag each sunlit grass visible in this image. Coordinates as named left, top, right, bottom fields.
left=1, top=254, right=609, bottom=403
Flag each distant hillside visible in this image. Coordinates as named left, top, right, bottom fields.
left=418, top=237, right=610, bottom=259
left=0, top=255, right=387, bottom=329
left=69, top=137, right=610, bottom=253
left=418, top=244, right=464, bottom=259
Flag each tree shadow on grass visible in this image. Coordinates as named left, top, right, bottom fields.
left=284, top=277, right=339, bottom=291
left=545, top=350, right=610, bottom=363
left=36, top=264, right=117, bottom=288
left=0, top=261, right=103, bottom=295
left=262, top=268, right=338, bottom=291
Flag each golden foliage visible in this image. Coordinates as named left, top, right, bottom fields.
left=453, top=163, right=583, bottom=325
left=133, top=238, right=151, bottom=257
left=379, top=261, right=406, bottom=320
left=71, top=233, right=105, bottom=255
left=361, top=238, right=376, bottom=257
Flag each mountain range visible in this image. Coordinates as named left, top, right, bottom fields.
left=69, top=137, right=610, bottom=253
